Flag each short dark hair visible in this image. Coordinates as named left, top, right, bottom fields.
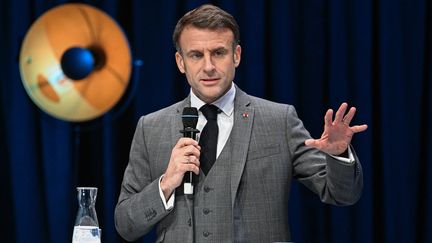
left=172, top=4, right=240, bottom=52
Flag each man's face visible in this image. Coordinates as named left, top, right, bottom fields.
left=175, top=26, right=241, bottom=104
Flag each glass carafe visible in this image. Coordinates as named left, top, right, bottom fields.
left=72, top=187, right=101, bottom=243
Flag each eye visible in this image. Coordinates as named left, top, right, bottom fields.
left=188, top=52, right=203, bottom=60
left=213, top=49, right=227, bottom=57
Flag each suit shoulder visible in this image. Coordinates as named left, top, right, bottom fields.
left=248, top=95, right=295, bottom=113
left=137, top=101, right=182, bottom=125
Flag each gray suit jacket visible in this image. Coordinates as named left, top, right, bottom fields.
left=115, top=87, right=363, bottom=242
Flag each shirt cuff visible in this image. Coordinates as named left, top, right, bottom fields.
left=330, top=146, right=355, bottom=164
left=158, top=175, right=175, bottom=210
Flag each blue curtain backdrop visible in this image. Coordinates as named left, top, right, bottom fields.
left=1, top=0, right=431, bottom=242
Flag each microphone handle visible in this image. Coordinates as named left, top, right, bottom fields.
left=182, top=128, right=199, bottom=195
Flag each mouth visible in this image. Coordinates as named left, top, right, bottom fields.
left=200, top=78, right=220, bottom=83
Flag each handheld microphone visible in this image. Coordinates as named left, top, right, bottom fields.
left=180, top=107, right=200, bottom=195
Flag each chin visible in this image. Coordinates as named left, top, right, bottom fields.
left=198, top=93, right=218, bottom=103
left=194, top=86, right=226, bottom=102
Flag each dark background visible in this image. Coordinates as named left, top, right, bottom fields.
left=1, top=0, right=431, bottom=242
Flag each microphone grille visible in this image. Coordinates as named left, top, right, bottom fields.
left=182, top=107, right=198, bottom=128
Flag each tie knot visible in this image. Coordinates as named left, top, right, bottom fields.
left=200, top=104, right=219, bottom=120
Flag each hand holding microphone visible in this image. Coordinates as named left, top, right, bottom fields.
left=160, top=107, right=200, bottom=199
left=180, top=107, right=200, bottom=194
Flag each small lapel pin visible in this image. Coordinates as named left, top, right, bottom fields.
left=242, top=113, right=249, bottom=118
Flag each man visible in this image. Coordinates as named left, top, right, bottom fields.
left=115, top=4, right=367, bottom=243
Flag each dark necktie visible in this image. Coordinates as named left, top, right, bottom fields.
left=199, top=104, right=219, bottom=175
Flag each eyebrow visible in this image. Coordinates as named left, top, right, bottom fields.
left=186, top=46, right=229, bottom=55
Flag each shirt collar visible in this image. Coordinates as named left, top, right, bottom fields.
left=190, top=83, right=235, bottom=117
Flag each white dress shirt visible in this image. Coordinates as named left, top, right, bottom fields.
left=191, top=84, right=235, bottom=158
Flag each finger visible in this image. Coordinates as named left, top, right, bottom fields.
left=192, top=165, right=200, bottom=175
left=175, top=137, right=199, bottom=148
left=182, top=145, right=201, bottom=157
left=181, top=156, right=200, bottom=170
left=334, top=102, right=348, bottom=123
left=187, top=156, right=200, bottom=167
left=351, top=124, right=368, bottom=133
left=174, top=155, right=187, bottom=166
left=185, top=164, right=200, bottom=175
left=343, top=107, right=356, bottom=125
left=305, top=139, right=322, bottom=149
left=324, top=109, right=333, bottom=128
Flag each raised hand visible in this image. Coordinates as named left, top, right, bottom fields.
left=305, top=103, right=368, bottom=156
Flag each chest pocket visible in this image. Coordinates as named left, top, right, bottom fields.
left=247, top=143, right=280, bottom=161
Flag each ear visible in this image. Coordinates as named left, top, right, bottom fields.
left=234, top=45, right=241, bottom=67
left=175, top=52, right=185, bottom=73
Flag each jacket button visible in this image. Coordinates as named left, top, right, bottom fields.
left=203, top=208, right=210, bottom=215
left=204, top=186, right=211, bottom=192
left=203, top=231, right=210, bottom=237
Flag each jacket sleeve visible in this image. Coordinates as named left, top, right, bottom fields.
left=114, top=116, right=172, bottom=241
left=286, top=105, right=363, bottom=205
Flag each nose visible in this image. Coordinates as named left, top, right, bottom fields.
left=203, top=54, right=215, bottom=73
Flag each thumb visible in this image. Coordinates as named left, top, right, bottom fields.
left=305, top=139, right=318, bottom=147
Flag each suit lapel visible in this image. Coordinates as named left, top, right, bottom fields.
left=230, top=87, right=254, bottom=206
